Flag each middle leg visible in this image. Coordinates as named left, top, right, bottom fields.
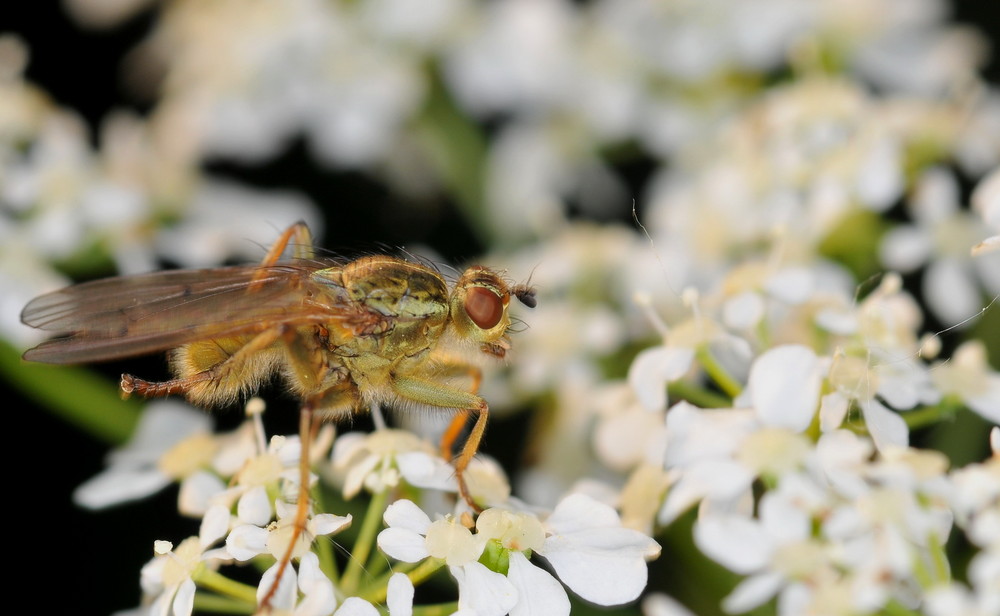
left=391, top=374, right=489, bottom=511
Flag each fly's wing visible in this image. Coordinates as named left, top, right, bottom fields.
left=21, top=261, right=369, bottom=364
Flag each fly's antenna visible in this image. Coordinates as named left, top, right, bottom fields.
left=511, top=265, right=538, bottom=308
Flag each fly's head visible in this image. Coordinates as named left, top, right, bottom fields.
left=449, top=266, right=536, bottom=359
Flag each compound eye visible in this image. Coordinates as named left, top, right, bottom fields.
left=464, top=286, right=504, bottom=330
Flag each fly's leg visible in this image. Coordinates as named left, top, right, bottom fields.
left=261, top=222, right=315, bottom=264
left=256, top=400, right=319, bottom=614
left=121, top=326, right=286, bottom=404
left=257, top=333, right=355, bottom=614
left=124, top=222, right=317, bottom=402
left=249, top=222, right=315, bottom=290
left=430, top=362, right=484, bottom=463
left=392, top=375, right=488, bottom=512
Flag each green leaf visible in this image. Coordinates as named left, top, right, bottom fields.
left=1, top=338, right=141, bottom=444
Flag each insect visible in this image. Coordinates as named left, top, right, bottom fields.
left=21, top=222, right=535, bottom=610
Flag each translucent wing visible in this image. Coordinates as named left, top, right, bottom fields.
left=21, top=261, right=363, bottom=364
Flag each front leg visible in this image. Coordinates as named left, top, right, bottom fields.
left=391, top=375, right=489, bottom=512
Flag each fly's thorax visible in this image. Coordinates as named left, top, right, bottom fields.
left=447, top=266, right=513, bottom=353
left=314, top=256, right=451, bottom=360
left=314, top=256, right=450, bottom=322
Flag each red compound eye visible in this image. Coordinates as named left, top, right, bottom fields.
left=464, top=286, right=504, bottom=329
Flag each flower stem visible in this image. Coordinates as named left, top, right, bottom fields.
left=695, top=345, right=743, bottom=398
left=667, top=380, right=732, bottom=409
left=195, top=568, right=258, bottom=605
left=881, top=599, right=921, bottom=616
left=192, top=592, right=256, bottom=614
left=413, top=602, right=461, bottom=616
left=927, top=531, right=951, bottom=585
left=413, top=70, right=491, bottom=246
left=341, top=488, right=389, bottom=594
left=315, top=490, right=340, bottom=584
left=901, top=401, right=960, bottom=430
left=359, top=558, right=445, bottom=604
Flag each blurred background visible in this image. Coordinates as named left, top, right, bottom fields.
left=4, top=1, right=1000, bottom=614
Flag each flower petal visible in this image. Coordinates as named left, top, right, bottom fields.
left=238, top=486, right=273, bottom=526
left=397, top=452, right=458, bottom=491
left=178, top=470, right=226, bottom=516
left=748, top=345, right=821, bottom=431
left=386, top=573, right=414, bottom=616
left=540, top=496, right=660, bottom=606
left=924, top=258, right=982, bottom=327
left=172, top=578, right=196, bottom=616
left=73, top=467, right=172, bottom=510
left=693, top=514, right=772, bottom=574
left=296, top=553, right=337, bottom=616
left=451, top=562, right=518, bottom=616
left=334, top=597, right=379, bottom=616
left=721, top=571, right=784, bottom=613
left=546, top=493, right=621, bottom=533
left=226, top=524, right=269, bottom=561
left=629, top=346, right=695, bottom=411
left=377, top=528, right=430, bottom=563
left=383, top=500, right=432, bottom=534
left=258, top=561, right=297, bottom=612
left=507, top=552, right=570, bottom=616
left=967, top=374, right=1000, bottom=423
left=859, top=399, right=908, bottom=451
left=311, top=513, right=353, bottom=537
left=199, top=504, right=231, bottom=548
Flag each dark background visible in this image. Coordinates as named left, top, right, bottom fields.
left=6, top=2, right=1000, bottom=615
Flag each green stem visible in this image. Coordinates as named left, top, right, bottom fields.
left=194, top=568, right=259, bottom=605
left=880, top=599, right=921, bottom=616
left=365, top=548, right=391, bottom=580
left=927, top=531, right=951, bottom=585
left=341, top=489, right=389, bottom=594
left=413, top=602, right=461, bottom=616
left=845, top=399, right=963, bottom=436
left=695, top=346, right=743, bottom=398
left=359, top=558, right=446, bottom=604
left=667, top=380, right=732, bottom=409
left=901, top=401, right=960, bottom=430
left=1, top=339, right=141, bottom=444
left=412, top=68, right=491, bottom=246
left=315, top=490, right=340, bottom=585
left=192, top=593, right=256, bottom=614
left=911, top=545, right=935, bottom=589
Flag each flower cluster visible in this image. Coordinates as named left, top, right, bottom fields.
left=5, top=1, right=1000, bottom=615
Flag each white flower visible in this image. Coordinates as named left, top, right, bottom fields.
left=879, top=166, right=1000, bottom=326
left=694, top=476, right=848, bottom=614
left=331, top=429, right=442, bottom=499
left=931, top=341, right=1000, bottom=424
left=628, top=345, right=695, bottom=412
left=378, top=499, right=516, bottom=616
left=536, top=493, right=661, bottom=606
left=73, top=401, right=213, bottom=510
left=226, top=499, right=351, bottom=563
left=153, top=179, right=321, bottom=268
left=641, top=592, right=697, bottom=616
left=217, top=433, right=306, bottom=526
left=378, top=495, right=659, bottom=615
left=737, top=344, right=822, bottom=432
left=925, top=580, right=1000, bottom=616
left=592, top=383, right=668, bottom=473
left=972, top=166, right=1000, bottom=256
left=257, top=551, right=337, bottom=616
left=140, top=505, right=232, bottom=616
left=657, top=402, right=758, bottom=525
